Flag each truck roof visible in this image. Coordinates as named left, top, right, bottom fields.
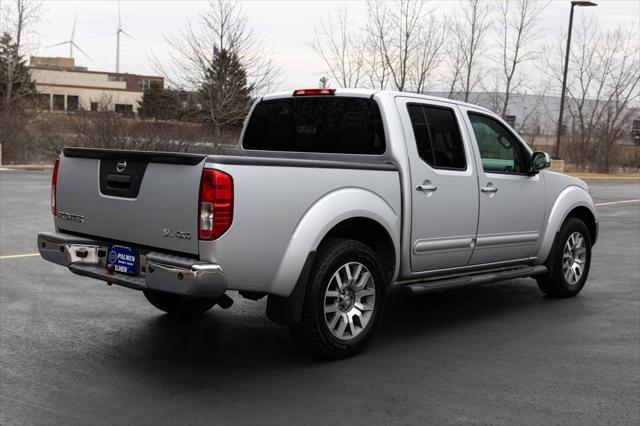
left=261, top=88, right=492, bottom=113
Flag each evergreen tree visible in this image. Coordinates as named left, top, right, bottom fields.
left=0, top=32, right=35, bottom=112
left=137, top=82, right=178, bottom=120
left=199, top=49, right=252, bottom=145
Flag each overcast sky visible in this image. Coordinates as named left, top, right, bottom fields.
left=25, top=0, right=640, bottom=91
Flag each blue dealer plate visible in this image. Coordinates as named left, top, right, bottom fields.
left=106, top=245, right=138, bottom=275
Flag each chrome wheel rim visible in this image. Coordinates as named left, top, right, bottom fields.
left=323, top=262, right=376, bottom=341
left=562, top=231, right=587, bottom=285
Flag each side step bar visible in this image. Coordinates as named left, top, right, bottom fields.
left=405, top=265, right=548, bottom=294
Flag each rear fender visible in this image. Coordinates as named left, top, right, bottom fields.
left=534, top=185, right=598, bottom=263
left=268, top=187, right=400, bottom=296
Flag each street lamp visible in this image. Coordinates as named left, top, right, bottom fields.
left=554, top=0, right=598, bottom=159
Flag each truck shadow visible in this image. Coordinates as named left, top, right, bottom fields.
left=102, top=278, right=589, bottom=388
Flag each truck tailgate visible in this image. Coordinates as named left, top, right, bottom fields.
left=54, top=148, right=206, bottom=255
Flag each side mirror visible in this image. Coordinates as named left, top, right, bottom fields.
left=530, top=151, right=551, bottom=174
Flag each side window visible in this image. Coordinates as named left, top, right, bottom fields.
left=407, top=104, right=466, bottom=170
left=468, top=113, right=528, bottom=174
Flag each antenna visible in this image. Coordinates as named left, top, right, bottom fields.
left=46, top=15, right=91, bottom=61
left=115, top=0, right=135, bottom=73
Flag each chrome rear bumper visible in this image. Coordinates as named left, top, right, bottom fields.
left=37, top=231, right=227, bottom=298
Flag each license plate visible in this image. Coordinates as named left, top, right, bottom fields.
left=106, top=245, right=138, bottom=275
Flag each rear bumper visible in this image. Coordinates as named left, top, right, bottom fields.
left=37, top=231, right=227, bottom=299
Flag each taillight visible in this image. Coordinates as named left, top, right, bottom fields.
left=293, top=88, right=335, bottom=96
left=51, top=158, right=60, bottom=216
left=199, top=169, right=233, bottom=240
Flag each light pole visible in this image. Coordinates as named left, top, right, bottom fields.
left=555, top=1, right=598, bottom=159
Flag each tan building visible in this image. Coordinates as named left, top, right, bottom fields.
left=29, top=57, right=164, bottom=114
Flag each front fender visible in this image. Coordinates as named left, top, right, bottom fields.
left=534, top=185, right=597, bottom=263
left=268, top=187, right=401, bottom=296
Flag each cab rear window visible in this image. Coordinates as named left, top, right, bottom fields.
left=242, top=97, right=386, bottom=154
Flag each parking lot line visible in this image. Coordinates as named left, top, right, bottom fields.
left=0, top=253, right=40, bottom=260
left=595, top=199, right=640, bottom=207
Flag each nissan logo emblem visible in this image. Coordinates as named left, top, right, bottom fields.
left=116, top=159, right=127, bottom=173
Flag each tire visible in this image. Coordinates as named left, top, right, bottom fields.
left=289, top=238, right=387, bottom=359
left=143, top=289, right=217, bottom=316
left=536, top=217, right=592, bottom=298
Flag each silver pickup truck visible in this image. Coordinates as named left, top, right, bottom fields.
left=39, top=88, right=598, bottom=358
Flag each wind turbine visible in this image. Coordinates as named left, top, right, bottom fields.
left=115, top=0, right=134, bottom=73
left=46, top=15, right=91, bottom=60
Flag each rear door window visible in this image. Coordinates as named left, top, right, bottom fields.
left=242, top=97, right=386, bottom=154
left=407, top=104, right=466, bottom=170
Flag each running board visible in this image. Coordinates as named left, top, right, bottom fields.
left=405, top=265, right=548, bottom=294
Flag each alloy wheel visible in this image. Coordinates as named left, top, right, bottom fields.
left=562, top=231, right=587, bottom=285
left=323, top=262, right=376, bottom=340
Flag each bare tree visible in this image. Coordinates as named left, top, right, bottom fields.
left=362, top=22, right=391, bottom=90
left=311, top=8, right=365, bottom=88
left=545, top=19, right=640, bottom=171
left=1, top=0, right=41, bottom=113
left=310, top=1, right=446, bottom=93
left=449, top=0, right=491, bottom=102
left=365, top=0, right=447, bottom=92
left=445, top=39, right=465, bottom=99
left=368, top=0, right=419, bottom=91
left=409, top=13, right=447, bottom=93
left=0, top=0, right=42, bottom=163
left=158, top=0, right=279, bottom=144
left=495, top=0, right=547, bottom=117
left=368, top=0, right=421, bottom=91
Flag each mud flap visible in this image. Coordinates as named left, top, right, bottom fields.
left=266, top=251, right=316, bottom=325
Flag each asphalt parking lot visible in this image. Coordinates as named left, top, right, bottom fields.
left=1, top=170, right=639, bottom=425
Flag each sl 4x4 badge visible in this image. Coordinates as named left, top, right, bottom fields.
left=162, top=228, right=191, bottom=240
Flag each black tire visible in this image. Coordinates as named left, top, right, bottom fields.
left=143, top=289, right=217, bottom=316
left=536, top=217, right=592, bottom=298
left=289, top=238, right=387, bottom=359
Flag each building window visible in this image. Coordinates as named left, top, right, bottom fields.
left=632, top=119, right=640, bottom=132
left=67, top=95, right=79, bottom=111
left=142, top=79, right=151, bottom=91
left=505, top=115, right=517, bottom=127
left=91, top=102, right=98, bottom=112
left=115, top=104, right=133, bottom=114
left=35, top=93, right=50, bottom=110
left=53, top=94, right=65, bottom=111
left=108, top=75, right=118, bottom=81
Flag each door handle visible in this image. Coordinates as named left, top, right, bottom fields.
left=416, top=180, right=437, bottom=192
left=480, top=183, right=498, bottom=193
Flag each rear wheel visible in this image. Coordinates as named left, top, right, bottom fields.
left=537, top=217, right=592, bottom=298
left=143, top=290, right=217, bottom=316
left=289, top=239, right=386, bottom=359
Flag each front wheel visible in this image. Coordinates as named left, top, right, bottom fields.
left=537, top=217, right=592, bottom=298
left=143, top=290, right=217, bottom=316
left=289, top=238, right=386, bottom=359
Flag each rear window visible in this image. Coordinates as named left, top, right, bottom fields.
left=242, top=97, right=386, bottom=154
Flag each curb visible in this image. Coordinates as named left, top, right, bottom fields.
left=0, top=165, right=54, bottom=171
left=567, top=174, right=640, bottom=181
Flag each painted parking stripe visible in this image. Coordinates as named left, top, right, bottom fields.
left=595, top=199, right=640, bottom=207
left=0, top=253, right=40, bottom=260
